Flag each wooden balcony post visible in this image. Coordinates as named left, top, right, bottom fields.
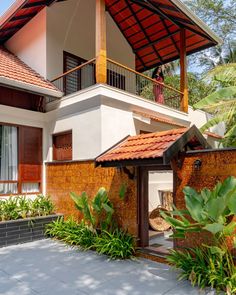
left=96, top=0, right=107, bottom=84
left=180, top=28, right=188, bottom=113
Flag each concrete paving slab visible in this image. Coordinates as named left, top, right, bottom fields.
left=0, top=239, right=207, bottom=295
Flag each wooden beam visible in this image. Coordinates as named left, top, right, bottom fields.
left=96, top=0, right=107, bottom=84
left=180, top=28, right=188, bottom=113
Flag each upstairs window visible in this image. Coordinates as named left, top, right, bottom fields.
left=53, top=131, right=72, bottom=161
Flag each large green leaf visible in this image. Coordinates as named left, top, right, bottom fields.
left=193, top=86, right=236, bottom=110
left=228, top=194, right=236, bottom=214
left=203, top=223, right=224, bottom=234
left=184, top=188, right=205, bottom=222
left=92, top=187, right=108, bottom=214
left=204, top=197, right=226, bottom=221
left=160, top=211, right=188, bottom=228
left=217, top=176, right=236, bottom=198
left=70, top=192, right=94, bottom=226
left=223, top=221, right=236, bottom=236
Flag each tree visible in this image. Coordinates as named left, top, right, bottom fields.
left=183, top=0, right=236, bottom=72
left=194, top=63, right=236, bottom=146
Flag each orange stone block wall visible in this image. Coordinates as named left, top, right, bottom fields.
left=46, top=161, right=138, bottom=237
left=173, top=149, right=236, bottom=252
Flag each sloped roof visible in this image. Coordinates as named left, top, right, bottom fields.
left=0, top=46, right=62, bottom=97
left=96, top=125, right=210, bottom=166
left=0, top=0, right=222, bottom=72
left=133, top=111, right=187, bottom=128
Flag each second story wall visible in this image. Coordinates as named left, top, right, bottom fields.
left=46, top=0, right=135, bottom=81
left=6, top=9, right=47, bottom=78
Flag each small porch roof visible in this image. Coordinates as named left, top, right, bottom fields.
left=95, top=125, right=211, bottom=167
left=0, top=0, right=222, bottom=72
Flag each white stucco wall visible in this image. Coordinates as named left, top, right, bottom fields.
left=6, top=9, right=47, bottom=78
left=46, top=0, right=135, bottom=80
left=148, top=171, right=173, bottom=212
left=46, top=105, right=102, bottom=161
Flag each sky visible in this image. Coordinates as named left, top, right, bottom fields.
left=0, top=0, right=15, bottom=16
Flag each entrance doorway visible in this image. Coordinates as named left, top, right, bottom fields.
left=148, top=170, right=173, bottom=255
left=138, top=166, right=174, bottom=256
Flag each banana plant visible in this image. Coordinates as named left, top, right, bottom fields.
left=92, top=187, right=114, bottom=230
left=70, top=187, right=114, bottom=231
left=161, top=176, right=236, bottom=241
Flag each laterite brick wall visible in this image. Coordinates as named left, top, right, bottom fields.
left=173, top=149, right=236, bottom=251
left=46, top=161, right=138, bottom=236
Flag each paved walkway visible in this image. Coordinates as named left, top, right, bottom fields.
left=0, top=239, right=210, bottom=295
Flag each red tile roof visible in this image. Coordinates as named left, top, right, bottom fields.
left=0, top=0, right=221, bottom=72
left=96, top=128, right=189, bottom=163
left=0, top=46, right=61, bottom=96
left=204, top=131, right=223, bottom=139
left=133, top=111, right=187, bottom=128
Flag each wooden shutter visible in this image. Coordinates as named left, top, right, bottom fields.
left=53, top=131, right=72, bottom=161
left=19, top=126, right=42, bottom=184
left=63, top=51, right=86, bottom=95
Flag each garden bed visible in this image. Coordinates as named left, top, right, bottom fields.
left=0, top=214, right=63, bottom=248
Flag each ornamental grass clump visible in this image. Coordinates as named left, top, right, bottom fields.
left=46, top=217, right=96, bottom=250
left=94, top=228, right=135, bottom=260
left=161, top=176, right=236, bottom=294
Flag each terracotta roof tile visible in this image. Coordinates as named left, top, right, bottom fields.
left=0, top=46, right=61, bottom=95
left=204, top=131, right=222, bottom=139
left=133, top=111, right=187, bottom=128
left=96, top=128, right=188, bottom=163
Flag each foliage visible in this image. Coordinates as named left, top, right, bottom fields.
left=161, top=176, right=236, bottom=240
left=0, top=195, right=55, bottom=221
left=168, top=246, right=236, bottom=293
left=139, top=73, right=214, bottom=107
left=94, top=228, right=135, bottom=260
left=164, top=73, right=215, bottom=106
left=70, top=187, right=114, bottom=231
left=194, top=64, right=236, bottom=147
left=46, top=217, right=96, bottom=250
left=46, top=218, right=135, bottom=259
left=161, top=177, right=236, bottom=293
left=183, top=0, right=236, bottom=71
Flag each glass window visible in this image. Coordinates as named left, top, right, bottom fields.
left=22, top=183, right=40, bottom=194
left=0, top=125, right=18, bottom=194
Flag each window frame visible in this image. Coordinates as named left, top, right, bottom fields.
left=63, top=51, right=87, bottom=95
left=0, top=122, right=42, bottom=196
left=52, top=130, right=73, bottom=161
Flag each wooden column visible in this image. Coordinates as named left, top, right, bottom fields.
left=180, top=28, right=188, bottom=113
left=96, top=0, right=107, bottom=84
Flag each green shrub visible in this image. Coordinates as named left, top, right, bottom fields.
left=0, top=195, right=55, bottom=221
left=46, top=218, right=135, bottom=259
left=31, top=195, right=55, bottom=217
left=161, top=176, right=236, bottom=293
left=168, top=246, right=236, bottom=293
left=94, top=228, right=135, bottom=259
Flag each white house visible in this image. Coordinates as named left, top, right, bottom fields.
left=0, top=0, right=223, bottom=199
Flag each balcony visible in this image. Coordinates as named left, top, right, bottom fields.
left=50, top=58, right=184, bottom=112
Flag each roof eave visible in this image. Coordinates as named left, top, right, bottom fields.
left=0, top=76, right=63, bottom=98
left=0, top=0, right=28, bottom=29
left=171, top=0, right=223, bottom=45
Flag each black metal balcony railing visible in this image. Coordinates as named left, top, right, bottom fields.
left=50, top=58, right=184, bottom=111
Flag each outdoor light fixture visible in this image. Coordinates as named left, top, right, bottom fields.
left=194, top=159, right=202, bottom=170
